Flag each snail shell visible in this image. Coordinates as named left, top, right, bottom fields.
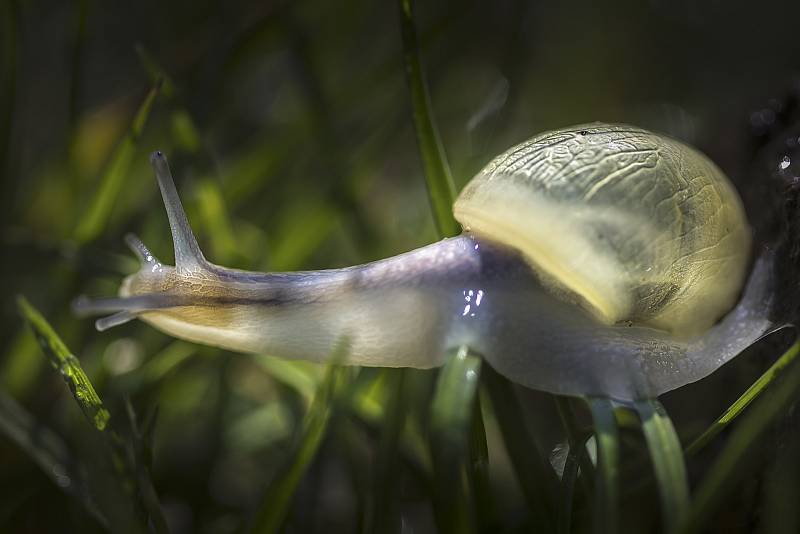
left=454, top=124, right=751, bottom=337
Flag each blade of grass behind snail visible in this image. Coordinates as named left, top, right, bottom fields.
left=74, top=79, right=162, bottom=243
left=483, top=365, right=558, bottom=528
left=363, top=368, right=408, bottom=533
left=588, top=397, right=620, bottom=534
left=398, top=0, right=459, bottom=239
left=17, top=296, right=110, bottom=431
left=398, top=1, right=492, bottom=530
left=17, top=296, right=168, bottom=534
left=678, top=341, right=800, bottom=534
left=248, top=345, right=354, bottom=534
left=429, top=346, right=482, bottom=534
left=399, top=0, right=561, bottom=528
left=686, top=340, right=800, bottom=456
left=635, top=398, right=690, bottom=532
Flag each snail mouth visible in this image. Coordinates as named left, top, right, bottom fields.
left=72, top=233, right=198, bottom=331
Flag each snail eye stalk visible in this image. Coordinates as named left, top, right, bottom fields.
left=149, top=151, right=209, bottom=274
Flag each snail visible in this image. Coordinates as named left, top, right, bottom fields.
left=75, top=123, right=781, bottom=401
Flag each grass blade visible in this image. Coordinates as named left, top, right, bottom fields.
left=483, top=365, right=557, bottom=530
left=2, top=330, right=46, bottom=399
left=75, top=80, right=161, bottom=242
left=678, top=343, right=800, bottom=534
left=429, top=345, right=481, bottom=534
left=196, top=179, right=241, bottom=264
left=635, top=398, right=689, bottom=532
left=135, top=44, right=177, bottom=98
left=17, top=295, right=168, bottom=533
left=557, top=438, right=581, bottom=534
left=554, top=396, right=594, bottom=494
left=686, top=341, right=800, bottom=456
left=253, top=354, right=322, bottom=402
left=124, top=401, right=169, bottom=534
left=249, top=364, right=351, bottom=534
left=468, top=396, right=495, bottom=530
left=17, top=296, right=110, bottom=431
left=397, top=5, right=491, bottom=530
left=138, top=341, right=196, bottom=385
left=588, top=397, right=619, bottom=534
left=398, top=0, right=460, bottom=238
left=363, top=369, right=407, bottom=534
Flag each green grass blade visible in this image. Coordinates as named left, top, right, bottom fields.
left=686, top=341, right=800, bottom=456
left=2, top=330, right=45, bottom=398
left=635, top=398, right=689, bottom=532
left=483, top=365, right=557, bottom=530
left=346, top=370, right=433, bottom=479
left=557, top=439, right=581, bottom=534
left=468, top=395, right=495, bottom=530
left=17, top=296, right=169, bottom=532
left=136, top=44, right=205, bottom=157
left=678, top=344, right=800, bottom=534
left=253, top=354, right=322, bottom=402
left=268, top=199, right=338, bottom=270
left=398, top=0, right=460, bottom=238
left=17, top=296, right=110, bottom=431
left=123, top=401, right=170, bottom=534
left=397, top=6, right=489, bottom=529
left=135, top=44, right=176, bottom=98
left=554, top=396, right=594, bottom=494
left=588, top=397, right=619, bottom=534
left=249, top=365, right=351, bottom=534
left=75, top=80, right=161, bottom=242
left=429, top=345, right=482, bottom=534
left=196, top=179, right=241, bottom=264
left=139, top=341, right=196, bottom=384
left=363, top=369, right=407, bottom=534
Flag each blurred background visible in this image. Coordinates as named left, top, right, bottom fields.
left=2, top=0, right=800, bottom=532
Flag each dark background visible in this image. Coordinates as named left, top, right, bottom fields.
left=2, top=0, right=800, bottom=532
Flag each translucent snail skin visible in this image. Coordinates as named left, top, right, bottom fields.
left=75, top=123, right=778, bottom=402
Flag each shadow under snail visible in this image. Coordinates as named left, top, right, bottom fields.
left=75, top=123, right=785, bottom=402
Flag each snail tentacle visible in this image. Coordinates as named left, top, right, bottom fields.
left=149, top=151, right=209, bottom=274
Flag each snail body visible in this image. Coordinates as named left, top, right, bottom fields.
left=75, top=123, right=777, bottom=400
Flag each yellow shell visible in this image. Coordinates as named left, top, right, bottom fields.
left=454, top=123, right=751, bottom=337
